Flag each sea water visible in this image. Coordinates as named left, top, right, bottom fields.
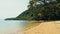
left=0, top=19, right=29, bottom=34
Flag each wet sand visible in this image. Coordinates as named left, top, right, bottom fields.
left=23, top=21, right=60, bottom=34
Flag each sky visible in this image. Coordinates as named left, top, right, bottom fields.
left=0, top=0, right=29, bottom=19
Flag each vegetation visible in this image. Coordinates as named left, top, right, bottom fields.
left=5, top=0, right=60, bottom=21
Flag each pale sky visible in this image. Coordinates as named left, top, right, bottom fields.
left=0, top=0, right=29, bottom=19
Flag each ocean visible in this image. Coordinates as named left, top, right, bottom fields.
left=0, top=19, right=29, bottom=34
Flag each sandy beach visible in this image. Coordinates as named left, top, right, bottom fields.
left=23, top=21, right=60, bottom=34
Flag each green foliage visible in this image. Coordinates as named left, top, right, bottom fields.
left=16, top=0, right=60, bottom=21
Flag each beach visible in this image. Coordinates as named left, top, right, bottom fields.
left=23, top=21, right=60, bottom=34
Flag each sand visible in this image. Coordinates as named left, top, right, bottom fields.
left=23, top=21, right=60, bottom=34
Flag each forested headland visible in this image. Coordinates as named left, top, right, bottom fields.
left=5, top=0, right=60, bottom=21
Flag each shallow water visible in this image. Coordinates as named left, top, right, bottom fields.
left=0, top=19, right=29, bottom=34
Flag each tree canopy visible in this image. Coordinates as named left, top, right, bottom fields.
left=16, top=0, right=60, bottom=21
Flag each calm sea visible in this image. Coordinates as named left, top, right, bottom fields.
left=0, top=19, right=29, bottom=34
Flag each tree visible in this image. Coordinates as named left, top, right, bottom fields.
left=28, top=0, right=60, bottom=20
left=16, top=0, right=60, bottom=21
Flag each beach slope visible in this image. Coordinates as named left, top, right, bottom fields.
left=24, top=21, right=60, bottom=34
